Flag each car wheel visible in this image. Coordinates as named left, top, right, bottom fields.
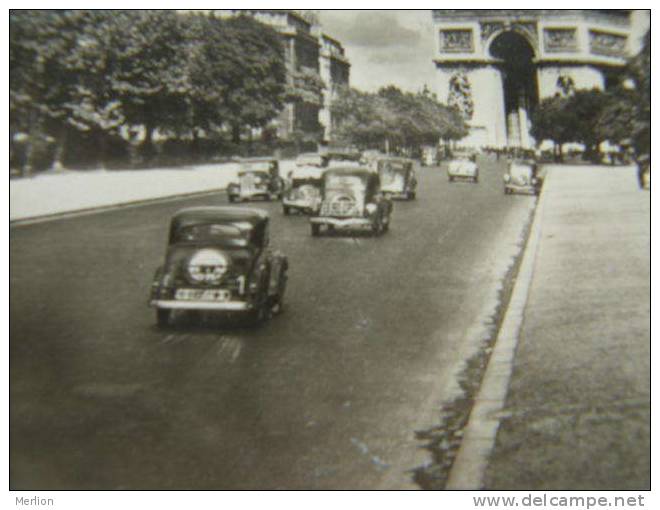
left=283, top=205, right=290, bottom=215
left=270, top=271, right=287, bottom=315
left=311, top=223, right=321, bottom=237
left=228, top=195, right=236, bottom=203
left=409, top=191, right=416, bottom=200
left=474, top=176, right=479, bottom=183
left=448, top=176, right=454, bottom=182
left=372, top=217, right=383, bottom=237
left=156, top=308, right=171, bottom=328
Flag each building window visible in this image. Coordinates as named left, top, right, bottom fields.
left=439, top=29, right=474, bottom=53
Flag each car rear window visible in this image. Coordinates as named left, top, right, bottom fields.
left=173, top=223, right=252, bottom=246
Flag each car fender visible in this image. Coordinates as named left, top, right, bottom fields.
left=267, top=252, right=288, bottom=296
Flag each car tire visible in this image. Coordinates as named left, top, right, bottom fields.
left=283, top=205, right=290, bottom=215
left=311, top=223, right=321, bottom=237
left=156, top=308, right=171, bottom=328
left=228, top=195, right=236, bottom=203
left=448, top=176, right=454, bottom=182
left=409, top=191, right=416, bottom=200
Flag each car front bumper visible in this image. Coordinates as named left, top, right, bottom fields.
left=283, top=198, right=319, bottom=210
left=150, top=299, right=250, bottom=311
left=310, top=216, right=373, bottom=228
left=381, top=188, right=408, bottom=198
left=505, top=182, right=536, bottom=192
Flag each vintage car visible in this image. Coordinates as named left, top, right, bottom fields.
left=447, top=152, right=479, bottom=183
left=294, top=152, right=330, bottom=169
left=504, top=159, right=540, bottom=195
left=282, top=166, right=325, bottom=215
left=309, top=167, right=393, bottom=236
left=323, top=146, right=362, bottom=163
left=227, top=158, right=283, bottom=202
left=360, top=150, right=384, bottom=170
left=376, top=157, right=417, bottom=200
left=149, top=207, right=288, bottom=326
left=420, top=145, right=438, bottom=167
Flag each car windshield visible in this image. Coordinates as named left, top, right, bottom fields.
left=378, top=162, right=406, bottom=174
left=509, top=163, right=533, bottom=179
left=296, top=155, right=323, bottom=166
left=173, top=222, right=253, bottom=247
left=324, top=174, right=366, bottom=193
left=242, top=161, right=272, bottom=172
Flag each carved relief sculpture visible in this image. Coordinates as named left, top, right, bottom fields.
left=544, top=28, right=578, bottom=53
left=589, top=30, right=627, bottom=57
left=447, top=71, right=474, bottom=120
left=440, top=29, right=474, bottom=53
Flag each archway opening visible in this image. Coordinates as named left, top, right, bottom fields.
left=490, top=31, right=539, bottom=147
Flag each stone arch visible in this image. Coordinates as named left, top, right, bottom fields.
left=488, top=30, right=539, bottom=147
left=484, top=26, right=539, bottom=60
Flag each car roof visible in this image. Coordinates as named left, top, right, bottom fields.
left=377, top=156, right=413, bottom=164
left=324, top=166, right=375, bottom=178
left=290, top=166, right=325, bottom=179
left=171, top=207, right=269, bottom=228
left=239, top=157, right=277, bottom=163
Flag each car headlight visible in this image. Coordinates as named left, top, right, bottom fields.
left=187, top=249, right=228, bottom=284
left=365, top=203, right=378, bottom=215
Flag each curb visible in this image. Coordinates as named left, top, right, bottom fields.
left=445, top=171, right=551, bottom=489
left=10, top=187, right=227, bottom=227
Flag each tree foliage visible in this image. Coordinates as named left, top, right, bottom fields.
left=331, top=85, right=468, bottom=151
left=10, top=10, right=288, bottom=170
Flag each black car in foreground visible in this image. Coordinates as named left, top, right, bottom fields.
left=149, top=207, right=288, bottom=327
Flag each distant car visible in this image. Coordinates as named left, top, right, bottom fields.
left=227, top=158, right=283, bottom=202
left=310, top=167, right=392, bottom=236
left=504, top=159, right=540, bottom=195
left=376, top=157, right=417, bottom=200
left=447, top=153, right=479, bottom=183
left=282, top=166, right=325, bottom=215
left=295, top=152, right=330, bottom=169
left=149, top=207, right=288, bottom=326
left=324, top=147, right=362, bottom=163
left=421, top=145, right=437, bottom=167
left=360, top=150, right=384, bottom=170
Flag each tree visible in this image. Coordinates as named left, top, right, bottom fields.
left=331, top=86, right=468, bottom=152
left=530, top=95, right=575, bottom=161
left=10, top=10, right=95, bottom=172
left=220, top=15, right=287, bottom=143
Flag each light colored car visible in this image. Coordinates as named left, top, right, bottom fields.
left=504, top=159, right=539, bottom=195
left=447, top=154, right=479, bottom=183
left=282, top=166, right=324, bottom=215
left=227, top=158, right=283, bottom=202
left=376, top=157, right=417, bottom=200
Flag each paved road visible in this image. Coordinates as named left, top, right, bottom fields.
left=11, top=158, right=534, bottom=489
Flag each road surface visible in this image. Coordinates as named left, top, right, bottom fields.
left=11, top=158, right=534, bottom=489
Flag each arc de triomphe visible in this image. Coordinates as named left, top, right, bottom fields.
left=432, top=10, right=631, bottom=148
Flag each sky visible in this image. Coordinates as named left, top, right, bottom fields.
left=317, top=10, right=650, bottom=94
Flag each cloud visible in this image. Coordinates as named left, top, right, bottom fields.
left=320, top=10, right=422, bottom=48
left=319, top=10, right=435, bottom=92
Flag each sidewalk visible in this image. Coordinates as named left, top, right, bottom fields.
left=484, top=165, right=650, bottom=489
left=9, top=159, right=298, bottom=222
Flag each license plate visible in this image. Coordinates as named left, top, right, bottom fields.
left=175, top=288, right=230, bottom=302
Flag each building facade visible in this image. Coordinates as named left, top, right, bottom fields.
left=432, top=10, right=632, bottom=148
left=215, top=10, right=350, bottom=142
left=319, top=34, right=351, bottom=141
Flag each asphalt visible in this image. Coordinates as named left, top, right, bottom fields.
left=10, top=157, right=535, bottom=489
left=483, top=165, right=650, bottom=490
